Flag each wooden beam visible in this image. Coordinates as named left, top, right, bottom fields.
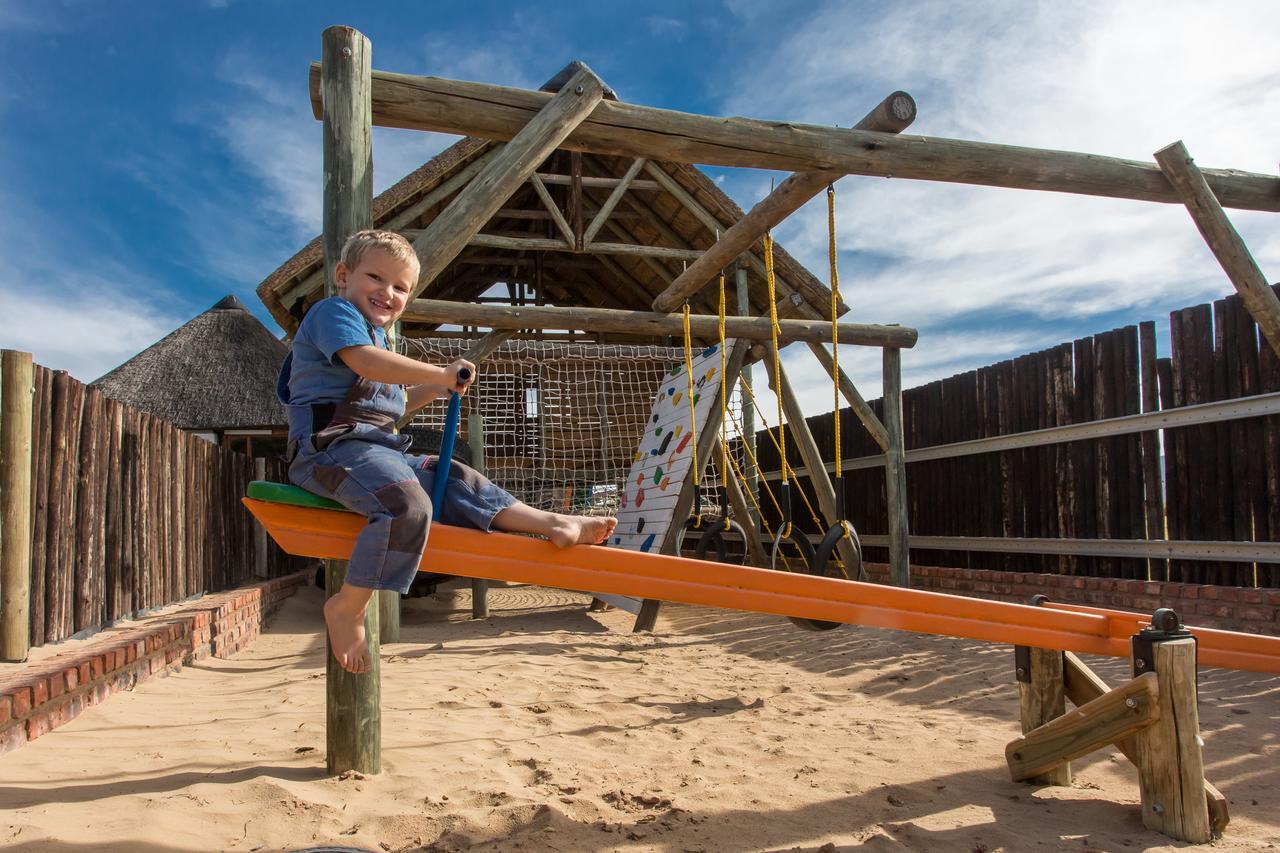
left=401, top=299, right=918, bottom=347
left=882, top=347, right=910, bottom=587
left=311, top=64, right=1280, bottom=212
left=583, top=158, right=647, bottom=246
left=1155, top=140, right=1280, bottom=357
left=491, top=207, right=640, bottom=222
left=528, top=172, right=576, bottom=246
left=1006, top=672, right=1160, bottom=783
left=1062, top=652, right=1229, bottom=833
left=652, top=91, right=916, bottom=313
left=405, top=64, right=606, bottom=300
left=452, top=231, right=704, bottom=261
left=320, top=24, right=381, bottom=777
left=466, top=412, right=490, bottom=620
left=535, top=172, right=661, bottom=191
left=1134, top=637, right=1212, bottom=843
left=0, top=349, right=33, bottom=662
left=807, top=341, right=890, bottom=452
left=764, top=351, right=862, bottom=576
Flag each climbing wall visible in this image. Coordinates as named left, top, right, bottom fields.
left=608, top=342, right=726, bottom=555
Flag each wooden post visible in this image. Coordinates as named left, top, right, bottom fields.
left=882, top=347, right=910, bottom=587
left=321, top=24, right=380, bottom=777
left=466, top=410, right=489, bottom=620
left=633, top=339, right=752, bottom=632
left=1, top=349, right=34, bottom=662
left=407, top=63, right=606, bottom=300
left=763, top=351, right=861, bottom=574
left=253, top=457, right=268, bottom=578
left=1063, top=651, right=1229, bottom=833
left=1154, top=140, right=1280, bottom=358
left=1134, top=635, right=1212, bottom=843
left=1014, top=647, right=1071, bottom=785
left=652, top=91, right=916, bottom=313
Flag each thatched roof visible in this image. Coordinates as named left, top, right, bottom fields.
left=256, top=64, right=840, bottom=337
left=93, top=295, right=287, bottom=430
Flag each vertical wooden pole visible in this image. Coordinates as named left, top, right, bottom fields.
left=253, top=457, right=268, bottom=578
left=1135, top=636, right=1211, bottom=842
left=378, top=323, right=402, bottom=645
left=322, top=24, right=380, bottom=777
left=735, top=262, right=759, bottom=522
left=0, top=350, right=34, bottom=662
left=466, top=410, right=489, bottom=619
left=1016, top=647, right=1071, bottom=785
left=882, top=347, right=910, bottom=587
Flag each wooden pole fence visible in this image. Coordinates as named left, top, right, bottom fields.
left=1, top=350, right=33, bottom=662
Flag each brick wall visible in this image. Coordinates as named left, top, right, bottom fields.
left=864, top=562, right=1280, bottom=636
left=0, top=569, right=311, bottom=754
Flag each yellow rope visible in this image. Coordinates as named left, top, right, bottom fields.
left=726, top=399, right=823, bottom=533
left=763, top=234, right=791, bottom=537
left=681, top=303, right=701, bottom=526
left=828, top=183, right=842, bottom=481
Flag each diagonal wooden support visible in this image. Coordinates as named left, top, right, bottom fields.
left=1155, top=140, right=1280, bottom=358
left=407, top=64, right=606, bottom=300
left=529, top=172, right=576, bottom=246
left=633, top=339, right=753, bottom=632
left=652, top=92, right=917, bottom=313
left=1006, top=671, right=1160, bottom=782
left=807, top=341, right=889, bottom=452
left=583, top=158, right=646, bottom=246
left=764, top=348, right=862, bottom=577
left=1062, top=651, right=1229, bottom=833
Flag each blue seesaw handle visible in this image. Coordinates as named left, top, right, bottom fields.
left=431, top=367, right=471, bottom=521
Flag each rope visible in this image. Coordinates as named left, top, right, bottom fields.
left=763, top=234, right=791, bottom=537
left=727, top=397, right=824, bottom=533
left=681, top=303, right=701, bottom=526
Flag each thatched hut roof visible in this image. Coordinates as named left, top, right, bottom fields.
left=92, top=295, right=287, bottom=430
left=256, top=65, right=841, bottom=337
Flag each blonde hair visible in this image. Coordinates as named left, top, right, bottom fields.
left=339, top=229, right=420, bottom=276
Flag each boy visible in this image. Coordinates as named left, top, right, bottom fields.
left=278, top=229, right=616, bottom=674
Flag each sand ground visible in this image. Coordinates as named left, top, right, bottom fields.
left=1, top=582, right=1276, bottom=853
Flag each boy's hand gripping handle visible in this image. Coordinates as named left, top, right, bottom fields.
left=430, top=367, right=471, bottom=521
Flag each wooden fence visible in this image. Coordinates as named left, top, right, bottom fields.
left=754, top=288, right=1280, bottom=587
left=23, top=363, right=305, bottom=647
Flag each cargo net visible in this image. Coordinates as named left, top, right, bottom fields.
left=400, top=336, right=742, bottom=517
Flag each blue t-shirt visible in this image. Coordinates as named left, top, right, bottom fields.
left=277, top=297, right=405, bottom=440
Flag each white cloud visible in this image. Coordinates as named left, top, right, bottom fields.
left=0, top=191, right=181, bottom=381
left=716, top=0, right=1280, bottom=396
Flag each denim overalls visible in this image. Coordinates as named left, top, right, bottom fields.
left=279, top=323, right=515, bottom=593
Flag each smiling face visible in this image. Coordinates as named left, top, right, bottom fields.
left=335, top=247, right=418, bottom=327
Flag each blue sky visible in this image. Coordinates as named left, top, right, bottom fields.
left=2, top=1, right=1277, bottom=416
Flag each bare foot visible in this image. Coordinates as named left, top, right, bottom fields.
left=323, top=595, right=371, bottom=674
left=547, top=515, right=618, bottom=548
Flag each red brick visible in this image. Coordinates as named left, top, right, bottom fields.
left=47, top=674, right=64, bottom=701
left=1219, top=587, right=1241, bottom=602
left=11, top=687, right=33, bottom=718
left=31, top=679, right=49, bottom=706
left=1241, top=589, right=1265, bottom=604
left=0, top=695, right=10, bottom=725
left=78, top=662, right=90, bottom=684
left=1202, top=587, right=1220, bottom=600
left=1238, top=606, right=1271, bottom=622
left=64, top=667, right=78, bottom=691
left=90, top=657, right=105, bottom=679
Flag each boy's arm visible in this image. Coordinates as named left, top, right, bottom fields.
left=338, top=346, right=474, bottom=393
left=405, top=383, right=449, bottom=413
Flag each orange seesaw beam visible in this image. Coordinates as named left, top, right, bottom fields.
left=244, top=498, right=1280, bottom=674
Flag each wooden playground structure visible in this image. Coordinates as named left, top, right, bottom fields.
left=241, top=25, right=1280, bottom=845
